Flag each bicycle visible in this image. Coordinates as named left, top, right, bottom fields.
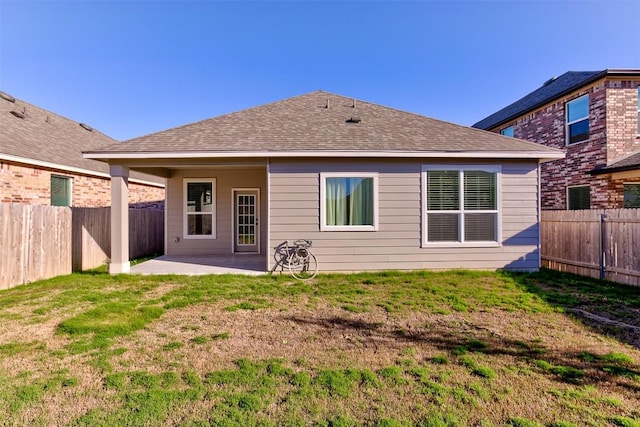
left=270, top=239, right=319, bottom=280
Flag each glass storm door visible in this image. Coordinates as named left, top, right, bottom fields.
left=234, top=191, right=259, bottom=252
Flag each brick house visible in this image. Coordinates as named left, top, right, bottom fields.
left=0, top=91, right=165, bottom=208
left=473, top=69, right=640, bottom=210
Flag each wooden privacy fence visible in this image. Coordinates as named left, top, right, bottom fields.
left=0, top=203, right=72, bottom=290
left=541, top=209, right=640, bottom=286
left=1, top=203, right=164, bottom=290
left=72, top=207, right=164, bottom=271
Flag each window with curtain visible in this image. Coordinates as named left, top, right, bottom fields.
left=51, top=175, right=72, bottom=206
left=424, top=167, right=499, bottom=244
left=184, top=179, right=216, bottom=238
left=322, top=174, right=377, bottom=231
left=566, top=95, right=589, bottom=145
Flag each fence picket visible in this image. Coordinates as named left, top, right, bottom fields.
left=541, top=209, right=640, bottom=286
left=1, top=203, right=164, bottom=290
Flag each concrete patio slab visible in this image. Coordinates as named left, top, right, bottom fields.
left=130, top=254, right=267, bottom=276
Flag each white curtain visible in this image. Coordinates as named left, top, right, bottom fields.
left=326, top=178, right=347, bottom=226
left=326, top=177, right=372, bottom=226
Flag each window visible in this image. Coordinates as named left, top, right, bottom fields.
left=566, top=95, right=589, bottom=144
left=567, top=185, right=590, bottom=210
left=624, top=183, right=640, bottom=208
left=184, top=179, right=216, bottom=238
left=500, top=126, right=514, bottom=137
left=320, top=173, right=378, bottom=231
left=51, top=175, right=72, bottom=206
left=423, top=166, right=500, bottom=245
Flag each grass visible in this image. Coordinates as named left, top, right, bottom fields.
left=0, top=269, right=639, bottom=426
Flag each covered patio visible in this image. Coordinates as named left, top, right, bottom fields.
left=130, top=254, right=267, bottom=276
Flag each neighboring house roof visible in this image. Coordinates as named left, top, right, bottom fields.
left=590, top=150, right=640, bottom=175
left=0, top=91, right=163, bottom=186
left=472, top=69, right=640, bottom=130
left=85, top=90, right=563, bottom=161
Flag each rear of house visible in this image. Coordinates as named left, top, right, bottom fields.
left=269, top=158, right=541, bottom=271
left=84, top=91, right=563, bottom=274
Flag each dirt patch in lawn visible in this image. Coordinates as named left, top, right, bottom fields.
left=112, top=301, right=639, bottom=376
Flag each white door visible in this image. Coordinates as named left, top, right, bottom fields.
left=234, top=190, right=259, bottom=253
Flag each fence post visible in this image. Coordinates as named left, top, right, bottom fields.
left=599, top=213, right=606, bottom=280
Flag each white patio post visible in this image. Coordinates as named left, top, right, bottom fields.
left=110, top=165, right=130, bottom=274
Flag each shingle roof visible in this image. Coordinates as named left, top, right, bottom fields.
left=590, top=150, right=640, bottom=175
left=472, top=69, right=640, bottom=131
left=86, top=90, right=560, bottom=157
left=0, top=91, right=162, bottom=184
left=472, top=71, right=605, bottom=130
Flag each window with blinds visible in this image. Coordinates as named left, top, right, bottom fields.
left=424, top=166, right=499, bottom=244
left=51, top=176, right=72, bottom=206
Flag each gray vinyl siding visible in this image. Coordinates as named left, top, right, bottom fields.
left=166, top=167, right=267, bottom=256
left=268, top=159, right=540, bottom=272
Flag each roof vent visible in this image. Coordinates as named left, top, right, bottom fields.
left=542, top=76, right=557, bottom=86
left=10, top=110, right=25, bottom=119
left=79, top=123, right=93, bottom=132
left=0, top=91, right=16, bottom=103
left=346, top=116, right=361, bottom=123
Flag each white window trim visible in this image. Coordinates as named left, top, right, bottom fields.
left=51, top=174, right=73, bottom=207
left=320, top=172, right=379, bottom=232
left=566, top=94, right=590, bottom=146
left=566, top=184, right=590, bottom=211
left=183, top=178, right=216, bottom=239
left=421, top=165, right=502, bottom=248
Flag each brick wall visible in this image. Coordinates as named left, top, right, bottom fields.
left=492, top=77, right=640, bottom=210
left=606, top=80, right=640, bottom=162
left=0, top=160, right=164, bottom=208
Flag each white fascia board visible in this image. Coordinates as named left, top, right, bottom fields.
left=84, top=150, right=565, bottom=160
left=1, top=153, right=165, bottom=188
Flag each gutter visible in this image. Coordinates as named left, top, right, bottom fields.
left=0, top=153, right=165, bottom=187
left=589, top=164, right=640, bottom=176
left=84, top=149, right=565, bottom=161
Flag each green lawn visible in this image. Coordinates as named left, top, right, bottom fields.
left=0, top=269, right=638, bottom=426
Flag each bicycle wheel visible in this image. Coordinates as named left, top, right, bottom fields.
left=288, top=253, right=318, bottom=280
